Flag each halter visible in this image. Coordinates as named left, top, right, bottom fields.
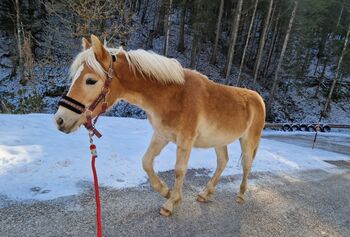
left=58, top=54, right=116, bottom=138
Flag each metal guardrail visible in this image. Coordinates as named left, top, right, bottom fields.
left=264, top=123, right=350, bottom=132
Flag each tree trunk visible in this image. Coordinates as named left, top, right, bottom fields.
left=146, top=11, right=158, bottom=49
left=224, top=0, right=243, bottom=83
left=163, top=0, right=172, bottom=56
left=210, top=0, right=224, bottom=64
left=247, top=13, right=262, bottom=63
left=300, top=46, right=311, bottom=77
left=141, top=0, right=150, bottom=24
left=322, top=22, right=350, bottom=116
left=190, top=33, right=199, bottom=69
left=156, top=0, right=168, bottom=36
left=237, top=0, right=259, bottom=85
left=336, top=3, right=344, bottom=28
left=136, top=0, right=142, bottom=14
left=266, top=1, right=277, bottom=36
left=253, top=0, right=274, bottom=83
left=267, top=0, right=298, bottom=114
left=263, top=9, right=280, bottom=78
left=15, top=0, right=25, bottom=85
left=177, top=0, right=187, bottom=52
left=314, top=56, right=328, bottom=97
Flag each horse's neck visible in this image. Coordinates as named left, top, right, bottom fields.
left=112, top=53, right=184, bottom=116
left=115, top=65, right=177, bottom=116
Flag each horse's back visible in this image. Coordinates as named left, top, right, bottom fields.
left=183, top=69, right=265, bottom=147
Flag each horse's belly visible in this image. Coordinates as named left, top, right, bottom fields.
left=194, top=128, right=241, bottom=148
left=193, top=116, right=250, bottom=148
left=193, top=137, right=236, bottom=148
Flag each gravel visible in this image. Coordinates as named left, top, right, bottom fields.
left=1, top=167, right=349, bottom=237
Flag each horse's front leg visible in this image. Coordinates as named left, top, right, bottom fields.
left=142, top=133, right=170, bottom=198
left=160, top=139, right=193, bottom=216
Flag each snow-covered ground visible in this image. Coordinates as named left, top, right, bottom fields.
left=0, top=114, right=349, bottom=201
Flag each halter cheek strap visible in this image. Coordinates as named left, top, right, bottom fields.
left=58, top=54, right=116, bottom=138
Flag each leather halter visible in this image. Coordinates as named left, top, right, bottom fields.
left=58, top=54, right=116, bottom=138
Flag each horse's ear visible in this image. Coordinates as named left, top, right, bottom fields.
left=91, top=34, right=109, bottom=67
left=82, top=37, right=91, bottom=50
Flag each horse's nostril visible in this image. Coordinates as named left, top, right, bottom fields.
left=56, top=117, right=64, bottom=126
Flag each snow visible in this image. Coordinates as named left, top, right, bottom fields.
left=0, top=114, right=349, bottom=201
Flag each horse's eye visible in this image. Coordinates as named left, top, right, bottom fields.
left=86, top=78, right=97, bottom=85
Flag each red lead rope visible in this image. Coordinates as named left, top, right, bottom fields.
left=90, top=143, right=102, bottom=237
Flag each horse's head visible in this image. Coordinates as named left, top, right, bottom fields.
left=54, top=35, right=117, bottom=134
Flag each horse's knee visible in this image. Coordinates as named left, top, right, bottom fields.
left=142, top=157, right=153, bottom=173
left=175, top=167, right=186, bottom=179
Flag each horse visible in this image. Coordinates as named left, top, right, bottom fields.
left=54, top=35, right=266, bottom=216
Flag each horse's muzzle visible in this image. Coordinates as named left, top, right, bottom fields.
left=54, top=108, right=80, bottom=134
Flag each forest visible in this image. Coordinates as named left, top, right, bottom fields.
left=0, top=0, right=349, bottom=123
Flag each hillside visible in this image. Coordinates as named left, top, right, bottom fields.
left=0, top=0, right=349, bottom=123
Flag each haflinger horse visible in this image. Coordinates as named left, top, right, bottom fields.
left=54, top=35, right=265, bottom=216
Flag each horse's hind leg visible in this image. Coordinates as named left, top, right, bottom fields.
left=236, top=132, right=260, bottom=204
left=197, top=146, right=229, bottom=202
left=142, top=133, right=170, bottom=198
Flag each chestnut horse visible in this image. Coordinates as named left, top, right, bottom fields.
left=54, top=35, right=265, bottom=216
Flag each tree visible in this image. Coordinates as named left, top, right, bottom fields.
left=156, top=0, right=169, bottom=36
left=177, top=0, right=188, bottom=52
left=253, top=0, right=274, bottom=83
left=267, top=0, right=298, bottom=114
left=263, top=7, right=280, bottom=79
left=15, top=0, right=25, bottom=85
left=141, top=0, right=150, bottom=24
left=188, top=0, right=216, bottom=68
left=336, top=2, right=344, bottom=27
left=210, top=0, right=224, bottom=64
left=190, top=33, right=199, bottom=68
left=163, top=0, right=173, bottom=56
left=322, top=21, right=350, bottom=116
left=237, top=0, right=259, bottom=85
left=224, top=0, right=243, bottom=83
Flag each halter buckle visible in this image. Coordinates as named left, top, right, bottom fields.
left=102, top=86, right=109, bottom=95
left=86, top=109, right=93, bottom=118
left=107, top=67, right=113, bottom=80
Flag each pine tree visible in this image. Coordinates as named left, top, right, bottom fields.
left=322, top=21, right=350, bottom=116
left=237, top=0, right=259, bottom=85
left=15, top=0, right=25, bottom=85
left=177, top=0, right=187, bottom=52
left=210, top=0, right=224, bottom=64
left=267, top=0, right=298, bottom=114
left=224, top=0, right=243, bottom=83
left=253, top=0, right=274, bottom=83
left=163, top=0, right=173, bottom=56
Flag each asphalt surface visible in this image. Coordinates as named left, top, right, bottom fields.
left=1, top=169, right=350, bottom=237
left=263, top=132, right=350, bottom=156
left=1, top=134, right=350, bottom=237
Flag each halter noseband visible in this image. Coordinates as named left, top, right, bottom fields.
left=58, top=54, right=116, bottom=138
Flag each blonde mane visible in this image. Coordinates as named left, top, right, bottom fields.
left=70, top=47, right=185, bottom=84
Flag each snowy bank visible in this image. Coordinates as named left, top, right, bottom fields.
left=0, top=114, right=348, bottom=201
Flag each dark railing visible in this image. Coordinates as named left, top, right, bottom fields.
left=264, top=123, right=350, bottom=132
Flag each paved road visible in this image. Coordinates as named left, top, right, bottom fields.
left=1, top=133, right=350, bottom=237
left=1, top=168, right=349, bottom=237
left=263, top=132, right=350, bottom=156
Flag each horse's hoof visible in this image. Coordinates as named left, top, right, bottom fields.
left=160, top=207, right=172, bottom=217
left=235, top=195, right=245, bottom=204
left=196, top=194, right=207, bottom=203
